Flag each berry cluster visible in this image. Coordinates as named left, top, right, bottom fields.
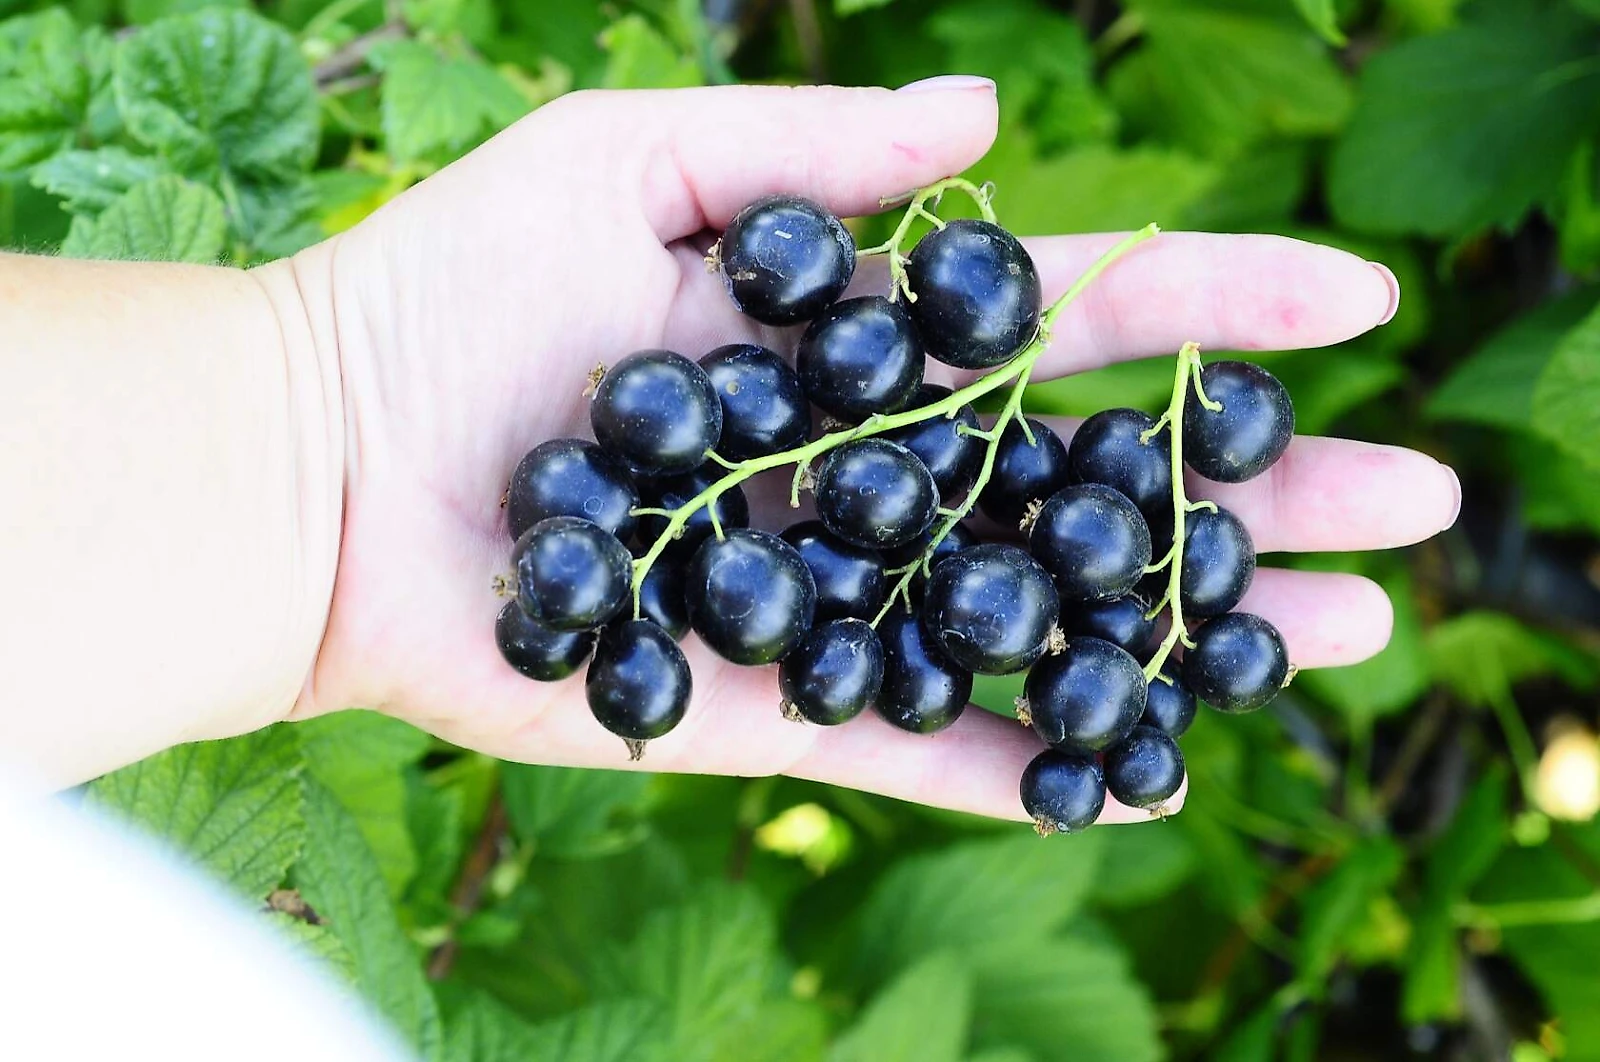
left=495, top=179, right=1297, bottom=834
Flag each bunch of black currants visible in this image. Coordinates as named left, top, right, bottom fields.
left=495, top=180, right=1297, bottom=834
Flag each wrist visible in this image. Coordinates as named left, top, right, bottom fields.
left=248, top=241, right=350, bottom=726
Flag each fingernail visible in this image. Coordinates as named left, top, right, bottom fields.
left=1442, top=463, right=1462, bottom=529
left=1369, top=261, right=1400, bottom=326
left=897, top=74, right=996, bottom=94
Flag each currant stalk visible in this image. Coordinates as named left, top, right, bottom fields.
left=625, top=186, right=1160, bottom=620
left=1137, top=341, right=1221, bottom=682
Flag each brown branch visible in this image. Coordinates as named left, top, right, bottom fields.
left=314, top=23, right=407, bottom=87
left=1374, top=693, right=1453, bottom=816
left=787, top=0, right=825, bottom=84
left=425, top=790, right=509, bottom=981
left=1193, top=852, right=1339, bottom=1000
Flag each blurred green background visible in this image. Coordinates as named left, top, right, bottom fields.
left=8, top=0, right=1600, bottom=1058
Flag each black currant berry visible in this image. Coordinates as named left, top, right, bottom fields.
left=508, top=438, right=638, bottom=542
left=1183, top=361, right=1295, bottom=484
left=1183, top=611, right=1289, bottom=713
left=978, top=418, right=1071, bottom=529
left=796, top=295, right=924, bottom=423
left=881, top=385, right=983, bottom=499
left=883, top=519, right=979, bottom=572
left=495, top=601, right=593, bottom=681
left=814, top=439, right=939, bottom=549
left=778, top=618, right=884, bottom=726
left=1063, top=593, right=1156, bottom=656
left=780, top=520, right=886, bottom=623
left=586, top=619, right=692, bottom=757
left=685, top=529, right=816, bottom=665
left=1019, top=749, right=1105, bottom=835
left=637, top=465, right=750, bottom=559
left=874, top=606, right=971, bottom=734
left=635, top=556, right=688, bottom=640
left=591, top=350, right=722, bottom=477
left=513, top=517, right=632, bottom=631
left=1028, top=483, right=1153, bottom=602
left=921, top=544, right=1059, bottom=675
left=699, top=344, right=811, bottom=460
left=719, top=195, right=855, bottom=325
left=1141, top=659, right=1196, bottom=738
left=1104, top=726, right=1184, bottom=812
left=1180, top=506, right=1254, bottom=618
left=1066, top=408, right=1172, bottom=526
left=904, top=219, right=1042, bottom=369
left=1023, top=636, right=1147, bottom=753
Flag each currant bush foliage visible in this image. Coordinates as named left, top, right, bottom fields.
left=10, top=0, right=1600, bottom=1058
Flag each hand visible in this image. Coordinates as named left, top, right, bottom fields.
left=280, top=78, right=1459, bottom=824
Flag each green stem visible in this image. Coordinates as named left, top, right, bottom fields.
left=629, top=220, right=1163, bottom=617
left=1139, top=341, right=1219, bottom=683
left=871, top=359, right=1035, bottom=627
left=302, top=0, right=380, bottom=41
left=1457, top=891, right=1600, bottom=930
left=859, top=176, right=999, bottom=303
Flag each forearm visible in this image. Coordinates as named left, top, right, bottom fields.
left=0, top=251, right=343, bottom=789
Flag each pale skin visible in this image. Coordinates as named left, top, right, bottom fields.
left=0, top=78, right=1460, bottom=825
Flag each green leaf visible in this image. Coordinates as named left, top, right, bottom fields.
left=123, top=0, right=246, bottom=27
left=236, top=176, right=323, bottom=259
left=0, top=10, right=112, bottom=171
left=967, top=1050, right=1036, bottom=1062
left=444, top=987, right=670, bottom=1062
left=1532, top=299, right=1600, bottom=470
left=1518, top=436, right=1600, bottom=536
left=1403, top=770, right=1507, bottom=1023
left=1479, top=823, right=1600, bottom=1059
left=401, top=0, right=495, bottom=45
left=975, top=137, right=1219, bottom=236
left=1089, top=819, right=1197, bottom=907
left=1557, top=140, right=1600, bottom=274
left=967, top=930, right=1161, bottom=1062
left=591, top=881, right=775, bottom=1048
left=1291, top=0, right=1345, bottom=44
left=501, top=763, right=652, bottom=858
left=1428, top=289, right=1600, bottom=431
left=1298, top=567, right=1429, bottom=722
left=85, top=725, right=304, bottom=899
left=1328, top=7, right=1600, bottom=237
left=293, top=778, right=443, bottom=1060
left=830, top=953, right=972, bottom=1062
left=1425, top=611, right=1599, bottom=709
left=265, top=910, right=358, bottom=982
left=61, top=173, right=225, bottom=261
left=1181, top=142, right=1311, bottom=230
left=30, top=146, right=169, bottom=213
left=114, top=8, right=319, bottom=183
left=405, top=771, right=466, bottom=921
left=372, top=40, right=531, bottom=163
left=708, top=1000, right=827, bottom=1062
left=1025, top=359, right=1175, bottom=420
left=855, top=831, right=1104, bottom=983
left=1296, top=836, right=1404, bottom=987
left=300, top=710, right=431, bottom=899
left=1269, top=348, right=1404, bottom=436
left=441, top=987, right=544, bottom=1062
left=522, top=1000, right=671, bottom=1062
left=927, top=0, right=1113, bottom=147
left=836, top=0, right=895, bottom=14
left=1107, top=0, right=1351, bottom=157
left=599, top=14, right=701, bottom=90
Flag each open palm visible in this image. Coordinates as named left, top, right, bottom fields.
left=288, top=80, right=1459, bottom=825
